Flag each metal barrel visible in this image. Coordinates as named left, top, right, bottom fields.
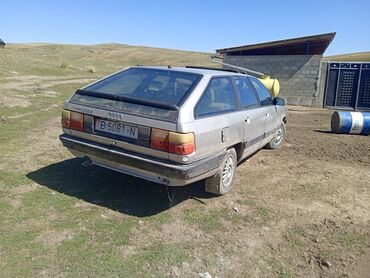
left=331, top=111, right=370, bottom=135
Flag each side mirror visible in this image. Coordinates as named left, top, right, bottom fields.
left=273, top=97, right=285, bottom=106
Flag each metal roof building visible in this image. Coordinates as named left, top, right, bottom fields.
left=216, top=33, right=336, bottom=107
left=216, top=33, right=336, bottom=56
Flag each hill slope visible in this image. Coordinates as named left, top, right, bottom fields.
left=1, top=43, right=215, bottom=78
left=324, top=51, right=370, bottom=62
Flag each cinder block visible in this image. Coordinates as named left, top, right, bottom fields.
left=286, top=97, right=300, bottom=106
left=308, top=59, right=321, bottom=67
left=299, top=98, right=316, bottom=107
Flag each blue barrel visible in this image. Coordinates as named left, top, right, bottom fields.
left=331, top=111, right=370, bottom=135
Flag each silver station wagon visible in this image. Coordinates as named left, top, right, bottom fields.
left=60, top=66, right=287, bottom=195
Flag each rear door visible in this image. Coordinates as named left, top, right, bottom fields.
left=233, top=77, right=265, bottom=156
left=192, top=76, right=242, bottom=160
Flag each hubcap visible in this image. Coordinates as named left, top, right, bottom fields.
left=222, top=155, right=235, bottom=188
left=272, top=125, right=284, bottom=145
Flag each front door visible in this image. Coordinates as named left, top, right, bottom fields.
left=233, top=77, right=265, bottom=157
left=249, top=77, right=277, bottom=141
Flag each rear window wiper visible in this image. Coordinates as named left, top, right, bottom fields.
left=75, top=89, right=179, bottom=111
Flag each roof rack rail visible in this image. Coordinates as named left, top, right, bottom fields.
left=211, top=56, right=264, bottom=77
left=185, top=65, right=240, bottom=73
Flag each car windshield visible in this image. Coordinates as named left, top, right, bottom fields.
left=80, top=67, right=202, bottom=107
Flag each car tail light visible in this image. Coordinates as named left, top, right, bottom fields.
left=168, top=132, right=195, bottom=155
left=62, top=110, right=84, bottom=131
left=150, top=128, right=195, bottom=155
left=61, top=110, right=71, bottom=128
left=150, top=128, right=169, bottom=152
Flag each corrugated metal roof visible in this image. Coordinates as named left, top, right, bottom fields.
left=216, top=32, right=336, bottom=55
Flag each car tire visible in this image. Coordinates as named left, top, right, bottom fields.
left=205, top=148, right=237, bottom=196
left=266, top=122, right=286, bottom=149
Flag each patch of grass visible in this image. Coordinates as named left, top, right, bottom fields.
left=0, top=200, right=24, bottom=227
left=285, top=226, right=306, bottom=248
left=290, top=183, right=321, bottom=200
left=60, top=61, right=68, bottom=69
left=0, top=190, right=138, bottom=277
left=56, top=239, right=187, bottom=277
left=0, top=229, right=47, bottom=277
left=268, top=258, right=292, bottom=278
left=0, top=81, right=88, bottom=160
left=220, top=207, right=252, bottom=225
left=337, top=232, right=368, bottom=252
left=237, top=199, right=276, bottom=224
left=184, top=208, right=223, bottom=232
left=131, top=243, right=186, bottom=267
left=145, top=210, right=173, bottom=228
left=319, top=249, right=334, bottom=262
left=314, top=226, right=368, bottom=260
left=0, top=108, right=57, bottom=151
left=21, top=188, right=76, bottom=217
left=87, top=65, right=96, bottom=73
left=86, top=217, right=136, bottom=246
left=0, top=106, right=34, bottom=118
left=255, top=206, right=273, bottom=223
left=0, top=171, right=31, bottom=188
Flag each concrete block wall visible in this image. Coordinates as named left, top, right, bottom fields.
left=223, top=55, right=325, bottom=107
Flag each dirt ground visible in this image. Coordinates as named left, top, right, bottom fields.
left=51, top=107, right=370, bottom=277
left=232, top=106, right=370, bottom=277
left=1, top=72, right=369, bottom=277
left=156, top=106, right=370, bottom=277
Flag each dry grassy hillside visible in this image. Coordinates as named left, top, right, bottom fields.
left=324, top=51, right=370, bottom=62
left=1, top=43, right=215, bottom=78
left=3, top=44, right=368, bottom=78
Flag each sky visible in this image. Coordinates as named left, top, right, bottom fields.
left=1, top=0, right=370, bottom=55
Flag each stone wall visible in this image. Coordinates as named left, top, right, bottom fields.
left=223, top=55, right=325, bottom=107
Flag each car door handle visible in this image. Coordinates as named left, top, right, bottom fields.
left=245, top=117, right=251, bottom=124
left=265, top=113, right=270, bottom=117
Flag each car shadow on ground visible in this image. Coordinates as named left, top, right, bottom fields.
left=27, top=158, right=212, bottom=217
left=314, top=130, right=334, bottom=134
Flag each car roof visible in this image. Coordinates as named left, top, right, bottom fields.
left=132, top=66, right=250, bottom=77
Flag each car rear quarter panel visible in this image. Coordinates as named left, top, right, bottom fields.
left=179, top=111, right=244, bottom=162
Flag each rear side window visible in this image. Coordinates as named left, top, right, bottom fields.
left=83, top=68, right=201, bottom=106
left=233, top=77, right=259, bottom=108
left=250, top=77, right=273, bottom=106
left=195, top=77, right=236, bottom=118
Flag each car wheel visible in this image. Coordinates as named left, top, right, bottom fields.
left=267, top=122, right=286, bottom=149
left=205, top=148, right=237, bottom=196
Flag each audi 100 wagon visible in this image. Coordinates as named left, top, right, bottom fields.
left=60, top=66, right=287, bottom=195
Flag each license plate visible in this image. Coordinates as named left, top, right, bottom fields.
left=95, top=119, right=138, bottom=139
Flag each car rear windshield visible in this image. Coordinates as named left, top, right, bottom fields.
left=80, top=67, right=202, bottom=108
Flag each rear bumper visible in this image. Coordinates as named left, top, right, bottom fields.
left=59, top=134, right=224, bottom=186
